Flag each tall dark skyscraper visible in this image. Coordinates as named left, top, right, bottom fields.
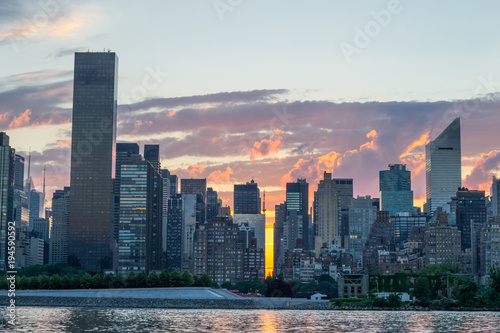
left=181, top=178, right=207, bottom=223
left=273, top=202, right=286, bottom=277
left=286, top=179, right=309, bottom=248
left=234, top=179, right=261, bottom=214
left=14, top=154, right=24, bottom=190
left=425, top=118, right=461, bottom=216
left=0, top=132, right=14, bottom=271
left=333, top=178, right=353, bottom=248
left=379, top=164, right=413, bottom=216
left=144, top=144, right=160, bottom=172
left=206, top=187, right=218, bottom=221
left=69, top=52, right=118, bottom=273
left=166, top=196, right=182, bottom=271
left=169, top=174, right=178, bottom=196
left=455, top=188, right=486, bottom=250
left=492, top=176, right=500, bottom=217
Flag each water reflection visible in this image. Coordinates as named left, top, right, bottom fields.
left=3, top=307, right=500, bottom=332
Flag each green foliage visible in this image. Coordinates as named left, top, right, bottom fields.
left=112, top=273, right=126, bottom=288
left=126, top=272, right=137, bottom=288
left=170, top=270, right=183, bottom=287
left=70, top=274, right=82, bottom=289
left=265, top=278, right=293, bottom=297
left=38, top=275, right=50, bottom=289
left=452, top=275, right=479, bottom=307
left=91, top=274, right=103, bottom=289
left=17, top=276, right=28, bottom=290
left=103, top=273, right=114, bottom=288
left=136, top=272, right=147, bottom=288
left=413, top=277, right=431, bottom=306
left=193, top=275, right=202, bottom=287
left=159, top=270, right=171, bottom=287
left=416, top=264, right=459, bottom=276
left=387, top=293, right=402, bottom=308
left=146, top=271, right=159, bottom=288
left=28, top=276, right=40, bottom=289
left=181, top=270, right=194, bottom=287
left=81, top=273, right=92, bottom=289
left=332, top=298, right=372, bottom=307
left=200, top=273, right=213, bottom=287
left=372, top=296, right=389, bottom=307
left=221, top=282, right=232, bottom=289
left=49, top=275, right=62, bottom=290
left=19, top=263, right=84, bottom=277
left=61, top=275, right=71, bottom=289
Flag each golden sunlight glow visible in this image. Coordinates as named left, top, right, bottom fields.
left=265, top=226, right=274, bottom=278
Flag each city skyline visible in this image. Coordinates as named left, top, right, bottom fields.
left=0, top=1, right=499, bottom=225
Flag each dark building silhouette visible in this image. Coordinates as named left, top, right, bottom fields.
left=363, top=211, right=394, bottom=273
left=206, top=187, right=218, bottom=221
left=234, top=179, right=261, bottom=214
left=379, top=164, right=413, bottom=216
left=273, top=202, right=286, bottom=277
left=69, top=52, right=118, bottom=273
left=14, top=154, right=24, bottom=190
left=286, top=179, right=309, bottom=249
left=49, top=187, right=70, bottom=265
left=144, top=144, right=160, bottom=172
left=166, top=196, right=182, bottom=271
left=0, top=133, right=14, bottom=271
left=455, top=188, right=486, bottom=250
left=181, top=178, right=206, bottom=223
left=334, top=178, right=353, bottom=248
left=169, top=174, right=178, bottom=196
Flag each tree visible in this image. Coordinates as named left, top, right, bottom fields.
left=387, top=293, right=402, bottom=308
left=147, top=271, right=159, bottom=288
left=413, top=277, right=431, bottom=306
left=126, top=272, right=137, bottom=288
left=416, top=264, right=459, bottom=276
left=103, top=273, right=114, bottom=289
left=81, top=273, right=93, bottom=289
left=61, top=275, right=71, bottom=289
left=200, top=274, right=213, bottom=288
left=70, top=274, right=82, bottom=289
left=221, top=282, right=232, bottom=289
left=452, top=275, right=479, bottom=307
left=91, top=274, right=104, bottom=289
left=112, top=273, right=126, bottom=288
left=159, top=270, right=171, bottom=287
left=181, top=271, right=194, bottom=287
left=193, top=275, right=202, bottom=287
left=136, top=272, right=147, bottom=288
left=28, top=276, right=40, bottom=289
left=265, top=278, right=293, bottom=297
left=17, top=276, right=28, bottom=290
left=170, top=270, right=182, bottom=287
left=49, top=275, right=62, bottom=290
left=38, top=275, right=50, bottom=289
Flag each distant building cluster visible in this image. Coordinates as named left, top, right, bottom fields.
left=2, top=52, right=500, bottom=288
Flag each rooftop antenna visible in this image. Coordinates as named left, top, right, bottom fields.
left=262, top=190, right=266, bottom=214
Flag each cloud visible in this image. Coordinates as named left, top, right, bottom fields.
left=207, top=167, right=233, bottom=184
left=8, top=109, right=30, bottom=128
left=49, top=46, right=88, bottom=59
left=186, top=165, right=206, bottom=176
left=360, top=129, right=378, bottom=151
left=463, top=150, right=500, bottom=191
left=249, top=128, right=284, bottom=161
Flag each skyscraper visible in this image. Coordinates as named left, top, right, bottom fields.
left=117, top=161, right=162, bottom=274
left=492, top=176, right=500, bottom=217
left=286, top=179, right=309, bottom=248
left=169, top=174, right=178, bottom=196
left=455, top=188, right=486, bottom=250
left=0, top=132, right=15, bottom=271
left=314, top=172, right=340, bottom=253
left=69, top=52, right=118, bottom=272
left=14, top=154, right=24, bottom=190
left=234, top=179, right=261, bottom=214
left=166, top=196, right=182, bottom=271
left=206, top=187, right=218, bottom=221
left=333, top=178, right=353, bottom=248
left=348, top=195, right=377, bottom=264
left=379, top=164, right=413, bottom=217
left=144, top=144, right=160, bottom=173
left=160, top=169, right=171, bottom=254
left=273, top=202, right=286, bottom=277
left=49, top=187, right=70, bottom=265
left=425, top=118, right=461, bottom=216
left=181, top=178, right=207, bottom=223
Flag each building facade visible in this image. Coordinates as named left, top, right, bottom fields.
left=49, top=187, right=70, bottom=265
left=0, top=133, right=14, bottom=271
left=380, top=164, right=413, bottom=217
left=234, top=180, right=261, bottom=214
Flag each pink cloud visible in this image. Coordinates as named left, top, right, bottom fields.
left=8, top=109, right=31, bottom=128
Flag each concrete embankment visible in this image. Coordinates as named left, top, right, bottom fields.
left=0, top=287, right=332, bottom=310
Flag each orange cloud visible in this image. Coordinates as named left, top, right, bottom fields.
left=134, top=120, right=153, bottom=129
left=249, top=128, right=284, bottom=161
left=167, top=111, right=176, bottom=117
left=187, top=165, right=206, bottom=176
left=8, top=109, right=31, bottom=128
left=207, top=167, right=233, bottom=184
left=317, top=151, right=342, bottom=170
left=463, top=150, right=500, bottom=194
left=400, top=131, right=430, bottom=158
left=57, top=139, right=71, bottom=146
left=0, top=112, right=9, bottom=122
left=360, top=129, right=377, bottom=151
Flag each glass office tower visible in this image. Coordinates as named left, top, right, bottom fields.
left=69, top=52, right=118, bottom=272
left=380, top=164, right=413, bottom=217
left=425, top=118, right=461, bottom=216
left=0, top=133, right=14, bottom=271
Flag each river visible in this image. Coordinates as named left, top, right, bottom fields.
left=4, top=307, right=500, bottom=332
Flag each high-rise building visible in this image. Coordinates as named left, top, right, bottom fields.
left=166, top=196, right=182, bottom=271
left=169, top=174, right=178, bottom=196
left=286, top=179, right=309, bottom=248
left=117, top=161, right=162, bottom=274
left=13, top=188, right=29, bottom=230
left=492, top=176, right=500, bottom=217
left=455, top=188, right=486, bottom=251
left=273, top=202, right=286, bottom=277
left=0, top=132, right=15, bottom=271
left=69, top=52, right=118, bottom=272
left=480, top=216, right=500, bottom=277
left=144, top=144, right=160, bottom=173
left=160, top=169, right=171, bottom=255
left=234, top=179, right=261, bottom=214
left=181, top=178, right=207, bottom=223
left=391, top=212, right=427, bottom=246
left=49, top=187, right=70, bottom=265
left=28, top=190, right=44, bottom=231
left=424, top=212, right=462, bottom=267
left=314, top=172, right=340, bottom=253
left=206, top=187, right=218, bottom=221
left=181, top=193, right=197, bottom=270
left=380, top=164, right=413, bottom=217
left=333, top=178, right=353, bottom=248
left=234, top=214, right=266, bottom=250
left=14, top=154, right=24, bottom=190
left=425, top=118, right=461, bottom=216
left=363, top=211, right=394, bottom=273
left=348, top=195, right=377, bottom=264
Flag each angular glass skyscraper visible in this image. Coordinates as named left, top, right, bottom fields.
left=286, top=179, right=309, bottom=248
left=425, top=118, right=461, bottom=216
left=0, top=133, right=14, bottom=271
left=69, top=52, right=118, bottom=272
left=379, top=164, right=413, bottom=217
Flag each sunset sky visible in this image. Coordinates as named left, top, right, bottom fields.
left=1, top=2, right=500, bottom=275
